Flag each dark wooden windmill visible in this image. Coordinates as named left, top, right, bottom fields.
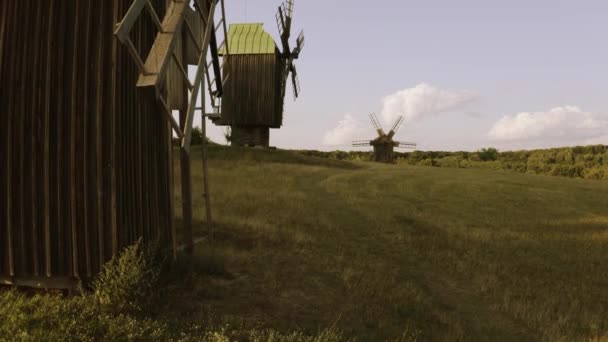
left=0, top=0, right=228, bottom=289
left=212, top=0, right=304, bottom=147
left=353, top=113, right=417, bottom=163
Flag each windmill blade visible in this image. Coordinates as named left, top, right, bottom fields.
left=293, top=30, right=305, bottom=57
left=285, top=0, right=294, bottom=24
left=277, top=0, right=293, bottom=49
left=291, top=64, right=300, bottom=99
left=387, top=115, right=404, bottom=138
left=370, top=113, right=385, bottom=136
left=276, top=5, right=286, bottom=38
left=391, top=115, right=405, bottom=133
left=279, top=59, right=291, bottom=101
left=368, top=113, right=380, bottom=131
left=353, top=140, right=372, bottom=147
left=396, top=141, right=417, bottom=149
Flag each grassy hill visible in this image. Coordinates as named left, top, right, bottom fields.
left=169, top=145, right=608, bottom=341
left=3, top=145, right=607, bottom=341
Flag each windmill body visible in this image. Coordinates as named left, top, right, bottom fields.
left=353, top=114, right=417, bottom=163
left=213, top=23, right=284, bottom=146
left=214, top=0, right=304, bottom=147
left=371, top=136, right=398, bottom=163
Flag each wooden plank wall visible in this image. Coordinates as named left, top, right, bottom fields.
left=218, top=53, right=284, bottom=128
left=0, top=0, right=174, bottom=285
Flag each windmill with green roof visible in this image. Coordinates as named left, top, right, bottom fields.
left=213, top=0, right=304, bottom=147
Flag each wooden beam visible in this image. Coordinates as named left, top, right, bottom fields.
left=137, top=0, right=188, bottom=88
left=114, top=0, right=147, bottom=43
left=0, top=275, right=78, bottom=290
left=158, top=94, right=184, bottom=138
left=182, top=0, right=217, bottom=152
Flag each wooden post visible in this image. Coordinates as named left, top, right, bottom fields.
left=180, top=24, right=194, bottom=255
left=179, top=110, right=193, bottom=255
left=201, top=102, right=213, bottom=243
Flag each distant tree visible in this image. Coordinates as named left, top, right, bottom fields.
left=478, top=147, right=498, bottom=161
left=224, top=127, right=232, bottom=144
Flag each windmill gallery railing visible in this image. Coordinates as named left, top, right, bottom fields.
left=114, top=0, right=230, bottom=252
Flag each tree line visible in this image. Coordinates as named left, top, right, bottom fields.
left=297, top=145, right=608, bottom=180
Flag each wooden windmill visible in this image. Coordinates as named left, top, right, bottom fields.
left=353, top=113, right=417, bottom=163
left=0, top=0, right=229, bottom=289
left=212, top=0, right=305, bottom=147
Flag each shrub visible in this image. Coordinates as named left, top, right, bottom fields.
left=0, top=241, right=173, bottom=341
left=436, top=156, right=462, bottom=168
left=583, top=166, right=608, bottom=180
left=93, top=239, right=161, bottom=314
left=0, top=243, right=350, bottom=341
left=478, top=148, right=498, bottom=162
left=417, top=159, right=435, bottom=167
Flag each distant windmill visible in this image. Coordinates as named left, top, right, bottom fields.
left=213, top=0, right=304, bottom=147
left=353, top=113, right=417, bottom=163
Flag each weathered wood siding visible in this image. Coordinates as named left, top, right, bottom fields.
left=0, top=0, right=174, bottom=287
left=218, top=53, right=284, bottom=128
left=230, top=126, right=270, bottom=147
left=372, top=144, right=395, bottom=163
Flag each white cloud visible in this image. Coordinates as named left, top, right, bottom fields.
left=380, top=83, right=478, bottom=124
left=488, top=106, right=608, bottom=145
left=322, top=114, right=366, bottom=146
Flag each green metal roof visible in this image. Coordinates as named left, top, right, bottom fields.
left=222, top=23, right=276, bottom=55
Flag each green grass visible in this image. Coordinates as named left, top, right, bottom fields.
left=170, top=145, right=608, bottom=341
left=3, top=145, right=607, bottom=341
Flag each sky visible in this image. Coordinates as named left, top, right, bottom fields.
left=190, top=0, right=608, bottom=152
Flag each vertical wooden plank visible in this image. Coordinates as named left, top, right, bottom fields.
left=29, top=0, right=44, bottom=276
left=81, top=0, right=93, bottom=277
left=110, top=0, right=119, bottom=257
left=3, top=1, right=16, bottom=277
left=43, top=0, right=55, bottom=277
left=16, top=0, right=32, bottom=275
left=0, top=0, right=6, bottom=275
left=95, top=0, right=106, bottom=271
left=135, top=23, right=145, bottom=242
left=0, top=0, right=6, bottom=82
left=55, top=0, right=68, bottom=276
left=142, top=93, right=150, bottom=243
left=69, top=0, right=81, bottom=277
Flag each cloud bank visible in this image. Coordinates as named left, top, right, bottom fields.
left=322, top=114, right=366, bottom=146
left=488, top=106, right=608, bottom=145
left=380, top=83, right=478, bottom=124
left=322, top=83, right=479, bottom=147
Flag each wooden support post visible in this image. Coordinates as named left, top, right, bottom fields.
left=179, top=110, right=193, bottom=255
left=201, top=98, right=213, bottom=243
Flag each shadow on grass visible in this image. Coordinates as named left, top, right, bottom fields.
left=197, top=145, right=362, bottom=170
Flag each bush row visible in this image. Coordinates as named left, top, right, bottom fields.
left=295, top=145, right=608, bottom=180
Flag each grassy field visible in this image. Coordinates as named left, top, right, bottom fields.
left=166, top=145, right=608, bottom=341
